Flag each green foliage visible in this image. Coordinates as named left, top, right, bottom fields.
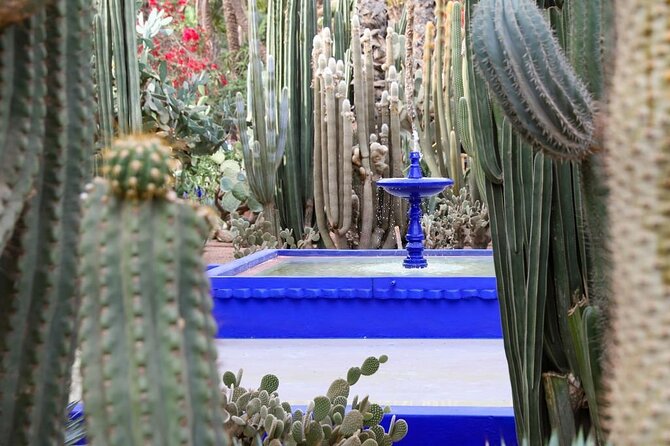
left=176, top=152, right=263, bottom=216
left=423, top=188, right=490, bottom=249
left=220, top=355, right=407, bottom=446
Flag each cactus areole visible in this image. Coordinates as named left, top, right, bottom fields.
left=377, top=151, right=453, bottom=268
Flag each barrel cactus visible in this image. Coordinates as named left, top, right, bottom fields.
left=78, top=136, right=228, bottom=446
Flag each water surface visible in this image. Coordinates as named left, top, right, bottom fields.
left=239, top=256, right=494, bottom=277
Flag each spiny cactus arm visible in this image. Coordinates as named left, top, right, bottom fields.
left=605, top=3, right=670, bottom=442
left=418, top=21, right=441, bottom=177
left=276, top=87, right=289, bottom=171
left=1, top=0, right=95, bottom=443
left=449, top=130, right=462, bottom=192
left=236, top=93, right=266, bottom=205
left=338, top=99, right=354, bottom=236
left=462, top=0, right=502, bottom=184
left=80, top=138, right=227, bottom=445
left=263, top=55, right=276, bottom=181
left=312, top=51, right=335, bottom=248
left=108, top=0, right=142, bottom=134
left=565, top=0, right=605, bottom=101
left=363, top=28, right=375, bottom=137
left=299, top=0, right=315, bottom=201
left=433, top=0, right=449, bottom=177
left=324, top=68, right=340, bottom=227
left=471, top=0, right=594, bottom=160
left=0, top=14, right=45, bottom=254
left=351, top=16, right=370, bottom=162
left=94, top=10, right=114, bottom=148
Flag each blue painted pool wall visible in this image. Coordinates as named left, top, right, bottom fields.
left=382, top=406, right=517, bottom=446
left=208, top=249, right=502, bottom=339
left=67, top=404, right=517, bottom=446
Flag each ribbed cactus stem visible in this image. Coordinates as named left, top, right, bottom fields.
left=0, top=11, right=45, bottom=253
left=338, top=99, right=354, bottom=236
left=605, top=1, right=670, bottom=443
left=471, top=0, right=595, bottom=160
left=351, top=15, right=373, bottom=248
left=79, top=137, right=227, bottom=446
left=363, top=28, right=376, bottom=136
left=419, top=21, right=440, bottom=177
left=433, top=0, right=449, bottom=178
left=1, top=1, right=95, bottom=444
left=324, top=67, right=339, bottom=227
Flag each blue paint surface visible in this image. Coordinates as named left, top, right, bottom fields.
left=208, top=249, right=502, bottom=338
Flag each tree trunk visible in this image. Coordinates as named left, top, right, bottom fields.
left=410, top=0, right=435, bottom=73
left=222, top=0, right=239, bottom=52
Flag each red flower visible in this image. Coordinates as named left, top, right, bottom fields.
left=182, top=27, right=199, bottom=43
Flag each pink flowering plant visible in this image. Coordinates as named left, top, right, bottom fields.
left=136, top=0, right=233, bottom=157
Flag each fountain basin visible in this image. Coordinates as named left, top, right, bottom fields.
left=376, top=177, right=454, bottom=198
left=207, top=249, right=501, bottom=339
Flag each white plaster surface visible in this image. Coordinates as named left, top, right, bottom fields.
left=215, top=339, right=512, bottom=407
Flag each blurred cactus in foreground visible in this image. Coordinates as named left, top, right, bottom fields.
left=78, top=136, right=228, bottom=446
left=0, top=0, right=95, bottom=443
left=605, top=1, right=670, bottom=444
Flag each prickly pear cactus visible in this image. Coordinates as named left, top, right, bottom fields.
left=78, top=136, right=228, bottom=446
left=605, top=1, right=670, bottom=443
left=220, top=355, right=406, bottom=446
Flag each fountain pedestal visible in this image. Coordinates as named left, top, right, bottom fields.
left=377, top=151, right=453, bottom=268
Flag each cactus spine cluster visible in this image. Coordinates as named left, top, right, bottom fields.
left=79, top=136, right=227, bottom=446
left=471, top=0, right=595, bottom=160
left=0, top=0, right=95, bottom=443
left=605, top=1, right=670, bottom=443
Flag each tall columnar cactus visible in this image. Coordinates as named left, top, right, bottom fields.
left=94, top=0, right=143, bottom=143
left=266, top=0, right=316, bottom=237
left=605, top=1, right=670, bottom=443
left=79, top=136, right=228, bottom=446
left=469, top=0, right=611, bottom=444
left=0, top=0, right=96, bottom=443
left=238, top=0, right=289, bottom=240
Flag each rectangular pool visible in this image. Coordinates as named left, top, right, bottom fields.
left=207, top=249, right=501, bottom=339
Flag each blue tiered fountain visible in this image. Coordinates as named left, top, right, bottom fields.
left=377, top=150, right=453, bottom=268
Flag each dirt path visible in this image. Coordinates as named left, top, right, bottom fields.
left=203, top=240, right=237, bottom=265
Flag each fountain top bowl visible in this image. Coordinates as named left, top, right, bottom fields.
left=376, top=177, right=454, bottom=198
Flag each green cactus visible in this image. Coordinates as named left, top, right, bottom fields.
left=265, top=0, right=316, bottom=238
left=471, top=0, right=594, bottom=160
left=78, top=136, right=227, bottom=446
left=94, top=0, right=142, bottom=140
left=467, top=0, right=611, bottom=443
left=0, top=0, right=95, bottom=444
left=604, top=1, right=670, bottom=443
left=220, top=355, right=404, bottom=445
